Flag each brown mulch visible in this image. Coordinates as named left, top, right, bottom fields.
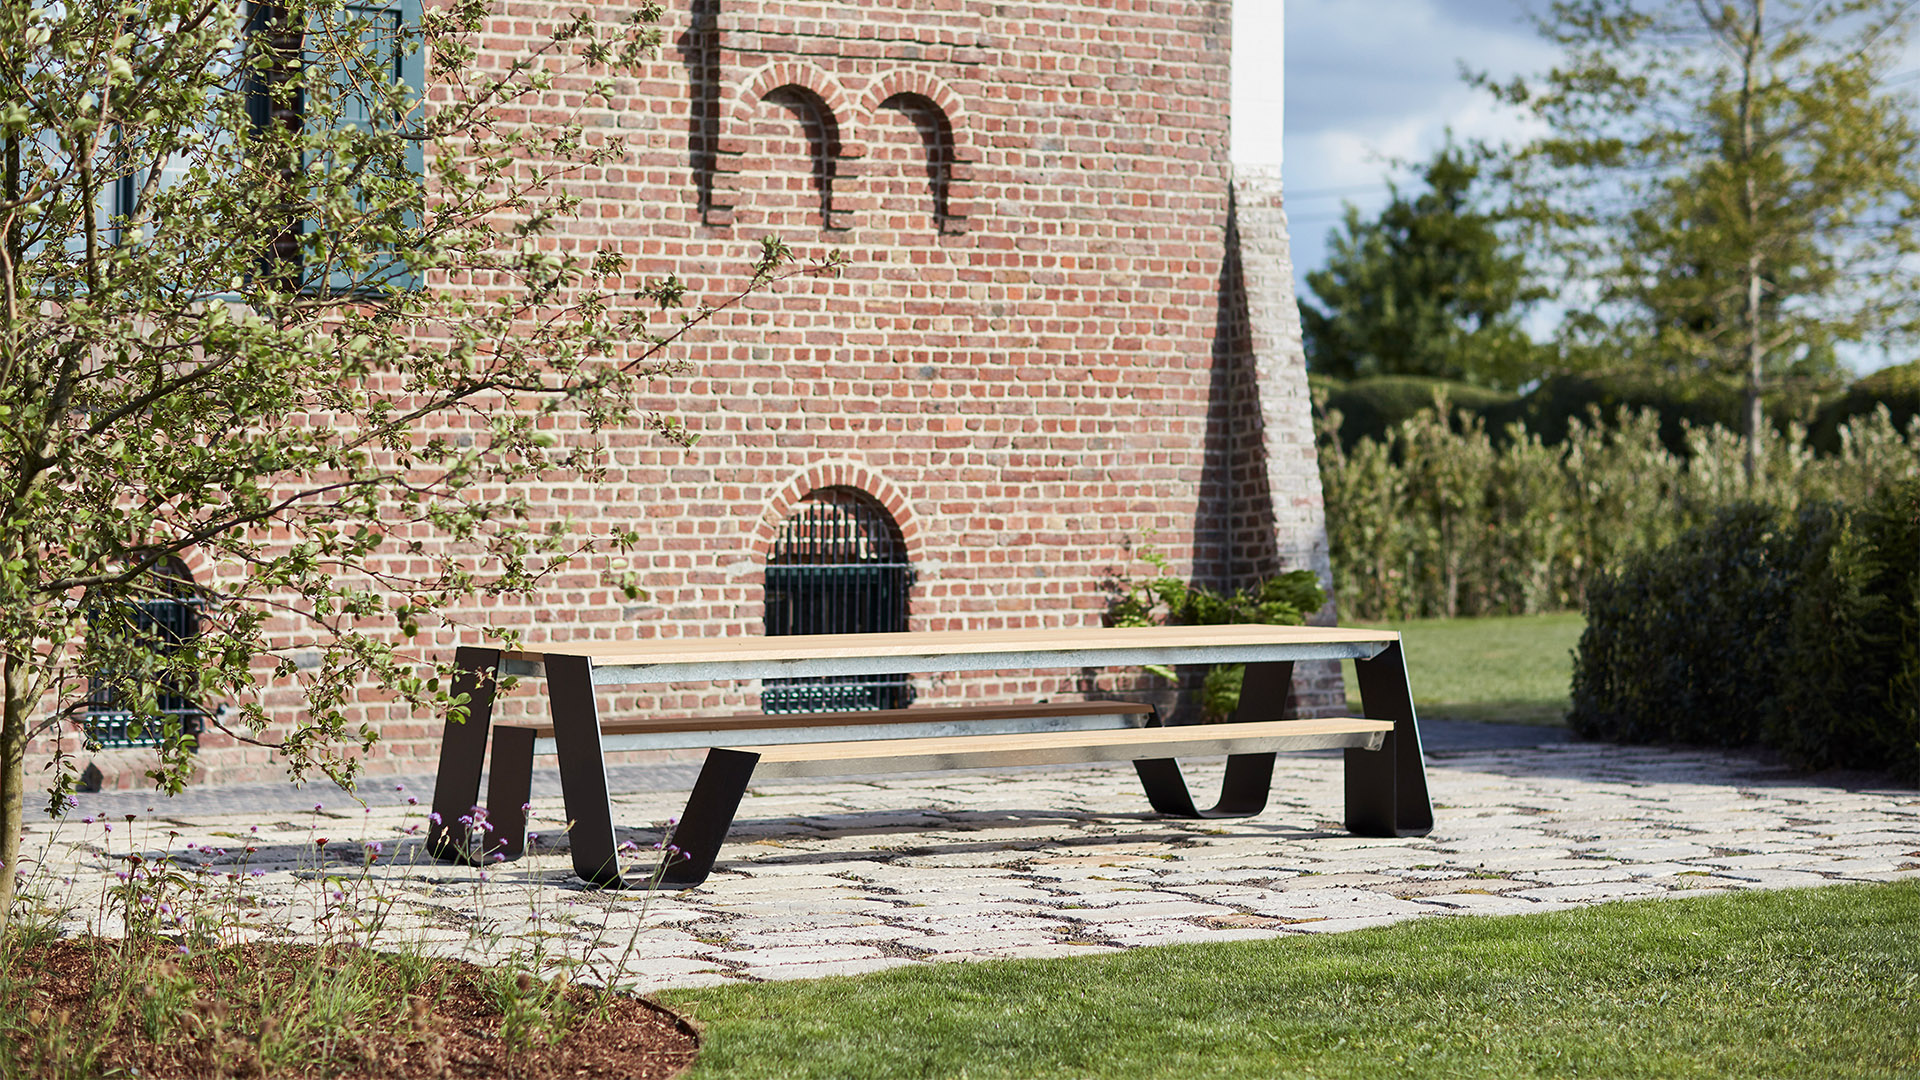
left=1, top=938, right=700, bottom=1078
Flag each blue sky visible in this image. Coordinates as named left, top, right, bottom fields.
left=1237, top=1, right=1912, bottom=375
left=1235, top=0, right=1548, bottom=277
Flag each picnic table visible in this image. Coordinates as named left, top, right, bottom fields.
left=427, top=624, right=1433, bottom=887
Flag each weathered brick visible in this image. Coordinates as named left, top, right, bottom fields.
left=42, top=0, right=1337, bottom=789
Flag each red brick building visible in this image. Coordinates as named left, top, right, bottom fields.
left=68, top=0, right=1337, bottom=787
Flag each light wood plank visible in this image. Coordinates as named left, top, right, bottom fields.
left=736, top=717, right=1395, bottom=778
left=494, top=624, right=1398, bottom=686
left=495, top=700, right=1155, bottom=739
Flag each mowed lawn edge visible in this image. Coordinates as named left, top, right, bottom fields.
left=661, top=881, right=1920, bottom=1080
left=1343, top=611, right=1587, bottom=725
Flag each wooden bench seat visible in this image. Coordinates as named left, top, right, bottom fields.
left=735, top=717, right=1393, bottom=777
left=478, top=701, right=1162, bottom=864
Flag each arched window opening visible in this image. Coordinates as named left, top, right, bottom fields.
left=85, top=556, right=206, bottom=749
left=877, top=91, right=953, bottom=226
left=758, top=84, right=841, bottom=225
left=763, top=488, right=913, bottom=713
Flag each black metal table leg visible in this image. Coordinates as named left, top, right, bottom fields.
left=427, top=647, right=501, bottom=861
left=660, top=748, right=762, bottom=888
left=546, top=654, right=625, bottom=888
left=486, top=725, right=536, bottom=861
left=1132, top=660, right=1291, bottom=818
left=1345, top=639, right=1434, bottom=837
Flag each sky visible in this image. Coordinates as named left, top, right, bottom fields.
left=1236, top=0, right=1913, bottom=374
left=1233, top=0, right=1549, bottom=278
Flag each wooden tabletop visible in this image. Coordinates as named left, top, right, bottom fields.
left=496, top=624, right=1400, bottom=686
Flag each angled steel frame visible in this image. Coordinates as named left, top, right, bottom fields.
left=427, top=629, right=1436, bottom=888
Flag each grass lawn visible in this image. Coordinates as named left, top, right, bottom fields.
left=1342, top=611, right=1586, bottom=725
left=662, top=882, right=1919, bottom=1080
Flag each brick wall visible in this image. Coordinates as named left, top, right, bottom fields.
left=52, top=0, right=1341, bottom=790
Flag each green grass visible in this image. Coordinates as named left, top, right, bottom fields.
left=1342, top=611, right=1587, bottom=725
left=662, top=882, right=1920, bottom=1080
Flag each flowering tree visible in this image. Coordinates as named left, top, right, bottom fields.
left=0, top=0, right=835, bottom=920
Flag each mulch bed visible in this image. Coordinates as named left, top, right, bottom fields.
left=2, top=938, right=700, bottom=1078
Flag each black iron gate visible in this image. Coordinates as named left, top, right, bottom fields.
left=762, top=488, right=914, bottom=713
left=85, top=560, right=206, bottom=749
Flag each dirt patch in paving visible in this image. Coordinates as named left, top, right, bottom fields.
left=2, top=938, right=699, bottom=1078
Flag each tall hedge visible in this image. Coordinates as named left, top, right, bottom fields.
left=1318, top=398, right=1920, bottom=621
left=1570, top=482, right=1920, bottom=782
left=1809, top=361, right=1920, bottom=454
left=1316, top=375, right=1516, bottom=449
left=1315, top=370, right=1830, bottom=455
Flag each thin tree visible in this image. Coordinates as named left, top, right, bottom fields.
left=1483, top=0, right=1920, bottom=483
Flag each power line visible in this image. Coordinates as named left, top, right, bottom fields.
left=1280, top=182, right=1393, bottom=200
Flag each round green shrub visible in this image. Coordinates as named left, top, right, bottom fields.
left=1571, top=484, right=1919, bottom=782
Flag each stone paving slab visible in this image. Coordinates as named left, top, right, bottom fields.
left=17, top=739, right=1918, bottom=994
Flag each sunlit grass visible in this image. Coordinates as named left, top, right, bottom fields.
left=665, top=881, right=1920, bottom=1080
left=1342, top=611, right=1586, bottom=724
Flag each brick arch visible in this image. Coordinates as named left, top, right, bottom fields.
left=750, top=462, right=925, bottom=568
left=852, top=71, right=967, bottom=144
left=713, top=63, right=857, bottom=229
left=854, top=71, right=977, bottom=232
left=730, top=62, right=853, bottom=133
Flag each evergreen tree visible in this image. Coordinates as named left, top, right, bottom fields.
left=1301, top=142, right=1549, bottom=391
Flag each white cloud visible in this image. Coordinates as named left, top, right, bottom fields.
left=1236, top=0, right=1552, bottom=280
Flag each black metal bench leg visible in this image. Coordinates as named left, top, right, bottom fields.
left=1134, top=753, right=1276, bottom=818
left=661, top=749, right=761, bottom=888
left=486, top=725, right=535, bottom=861
left=1132, top=659, right=1289, bottom=818
left=1346, top=639, right=1435, bottom=837
left=546, top=655, right=626, bottom=888
left=428, top=647, right=501, bottom=862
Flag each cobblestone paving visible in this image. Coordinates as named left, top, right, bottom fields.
left=20, top=741, right=1918, bottom=993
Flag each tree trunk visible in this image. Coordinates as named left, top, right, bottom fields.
left=0, top=653, right=27, bottom=926
left=1739, top=0, right=1767, bottom=489
left=1745, top=262, right=1765, bottom=487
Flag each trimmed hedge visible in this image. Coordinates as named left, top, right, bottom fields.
left=1315, top=375, right=1516, bottom=449
left=1570, top=482, right=1919, bottom=782
left=1316, top=371, right=1833, bottom=454
left=1810, top=361, right=1920, bottom=454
